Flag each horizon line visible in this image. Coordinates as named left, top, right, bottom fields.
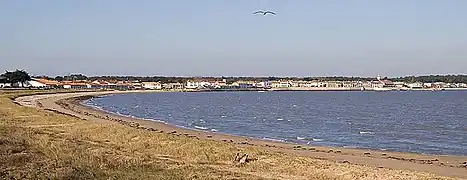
left=30, top=73, right=467, bottom=79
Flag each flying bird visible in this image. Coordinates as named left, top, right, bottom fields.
left=253, top=10, right=276, bottom=16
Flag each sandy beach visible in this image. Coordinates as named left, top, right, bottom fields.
left=14, top=90, right=467, bottom=179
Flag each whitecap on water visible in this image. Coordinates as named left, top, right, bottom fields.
left=221, top=115, right=227, bottom=118
left=312, top=138, right=323, bottom=142
left=194, top=126, right=208, bottom=130
left=296, top=137, right=305, bottom=140
left=277, top=118, right=284, bottom=121
left=262, top=137, right=284, bottom=142
left=359, top=131, right=374, bottom=134
left=211, top=129, right=218, bottom=132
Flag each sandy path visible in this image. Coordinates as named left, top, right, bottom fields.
left=15, top=91, right=467, bottom=179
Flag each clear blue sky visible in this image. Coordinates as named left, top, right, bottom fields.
left=1, top=0, right=466, bottom=77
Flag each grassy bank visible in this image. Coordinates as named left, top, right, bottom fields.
left=0, top=90, right=454, bottom=179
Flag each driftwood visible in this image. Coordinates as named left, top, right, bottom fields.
left=234, top=152, right=249, bottom=165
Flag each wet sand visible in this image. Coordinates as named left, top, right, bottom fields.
left=15, top=90, right=467, bottom=179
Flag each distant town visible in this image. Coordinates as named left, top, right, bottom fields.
left=1, top=70, right=466, bottom=91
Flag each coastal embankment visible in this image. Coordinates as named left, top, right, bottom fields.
left=5, top=90, right=467, bottom=179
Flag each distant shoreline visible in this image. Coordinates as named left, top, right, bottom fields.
left=188, top=87, right=467, bottom=92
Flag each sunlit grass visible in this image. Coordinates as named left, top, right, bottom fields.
left=0, top=90, right=454, bottom=179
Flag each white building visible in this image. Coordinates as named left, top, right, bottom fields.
left=423, top=83, right=433, bottom=88
left=27, top=80, right=47, bottom=88
left=407, top=82, right=423, bottom=89
left=255, top=81, right=271, bottom=88
left=0, top=83, right=10, bottom=88
left=186, top=81, right=211, bottom=89
left=270, top=81, right=291, bottom=88
left=141, top=82, right=162, bottom=89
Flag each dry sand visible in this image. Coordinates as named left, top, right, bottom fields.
left=15, top=90, right=467, bottom=179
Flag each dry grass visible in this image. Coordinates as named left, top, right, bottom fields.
left=0, top=90, right=457, bottom=180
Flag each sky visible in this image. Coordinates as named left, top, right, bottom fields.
left=1, top=0, right=466, bottom=77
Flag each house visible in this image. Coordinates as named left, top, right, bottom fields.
left=163, top=82, right=183, bottom=89
left=298, top=81, right=318, bottom=88
left=141, top=82, right=162, bottom=90
left=28, top=80, right=47, bottom=88
left=62, top=81, right=91, bottom=89
left=407, top=82, right=423, bottom=89
left=325, top=81, right=343, bottom=88
left=131, top=81, right=143, bottom=89
left=423, top=83, right=433, bottom=88
left=393, top=82, right=406, bottom=88
left=212, top=81, right=228, bottom=88
left=290, top=81, right=301, bottom=87
left=28, top=78, right=61, bottom=88
left=270, top=81, right=291, bottom=88
left=115, top=81, right=135, bottom=90
left=381, top=80, right=395, bottom=87
left=237, top=81, right=255, bottom=89
left=0, top=76, right=11, bottom=88
left=91, top=80, right=117, bottom=89
left=186, top=81, right=211, bottom=89
left=342, top=81, right=359, bottom=88
left=370, top=81, right=384, bottom=88
left=255, top=81, right=271, bottom=88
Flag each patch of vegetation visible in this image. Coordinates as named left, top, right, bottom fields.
left=0, top=90, right=456, bottom=179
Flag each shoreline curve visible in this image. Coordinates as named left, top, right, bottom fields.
left=15, top=90, right=467, bottom=179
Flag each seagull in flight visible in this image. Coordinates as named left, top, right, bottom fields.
left=253, top=10, right=276, bottom=16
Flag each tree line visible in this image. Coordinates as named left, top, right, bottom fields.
left=0, top=69, right=31, bottom=87
left=29, top=73, right=467, bottom=84
left=3, top=70, right=465, bottom=84
left=391, top=75, right=467, bottom=83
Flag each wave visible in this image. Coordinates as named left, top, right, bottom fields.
left=81, top=102, right=167, bottom=124
left=194, top=126, right=208, bottom=130
left=262, top=137, right=285, bottom=142
left=295, top=136, right=323, bottom=142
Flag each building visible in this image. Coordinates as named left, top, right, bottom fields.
left=28, top=78, right=61, bottom=88
left=270, top=81, right=291, bottom=88
left=62, top=81, right=91, bottom=89
left=407, top=82, right=423, bottom=89
left=163, top=82, right=183, bottom=89
left=28, top=80, right=47, bottom=88
left=141, top=82, right=162, bottom=90
left=255, top=81, right=271, bottom=88
left=325, top=81, right=343, bottom=88
left=115, top=81, right=135, bottom=90
left=0, top=76, right=11, bottom=88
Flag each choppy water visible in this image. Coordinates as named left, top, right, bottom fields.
left=84, top=91, right=467, bottom=156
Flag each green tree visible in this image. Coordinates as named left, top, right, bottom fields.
left=2, top=69, right=32, bottom=87
left=54, top=76, right=64, bottom=81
